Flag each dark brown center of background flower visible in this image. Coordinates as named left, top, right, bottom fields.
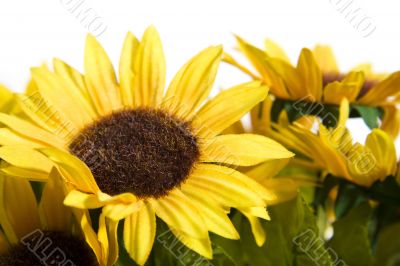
left=69, top=108, right=200, bottom=198
left=0, top=231, right=98, bottom=266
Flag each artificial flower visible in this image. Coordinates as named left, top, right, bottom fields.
left=0, top=26, right=294, bottom=265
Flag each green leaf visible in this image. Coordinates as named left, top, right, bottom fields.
left=289, top=100, right=339, bottom=128
left=353, top=105, right=381, bottom=129
left=335, top=181, right=368, bottom=219
left=366, top=176, right=400, bottom=206
left=270, top=98, right=286, bottom=122
left=211, top=219, right=244, bottom=265
left=235, top=196, right=334, bottom=266
left=328, top=202, right=373, bottom=266
left=313, top=175, right=340, bottom=209
left=374, top=223, right=400, bottom=266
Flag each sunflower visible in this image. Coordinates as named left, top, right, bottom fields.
left=224, top=36, right=400, bottom=139
left=0, top=26, right=294, bottom=264
left=223, top=109, right=316, bottom=246
left=0, top=168, right=114, bottom=266
left=269, top=98, right=397, bottom=188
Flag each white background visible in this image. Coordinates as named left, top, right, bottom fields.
left=0, top=0, right=399, bottom=151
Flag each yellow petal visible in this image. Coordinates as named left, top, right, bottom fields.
left=0, top=85, right=14, bottom=112
left=97, top=214, right=109, bottom=266
left=250, top=96, right=273, bottom=135
left=84, top=34, right=122, bottom=114
left=0, top=164, right=48, bottom=181
left=358, top=72, right=400, bottom=105
left=0, top=113, right=66, bottom=149
left=31, top=66, right=93, bottom=132
left=297, top=48, right=322, bottom=101
left=240, top=210, right=266, bottom=246
left=323, top=71, right=365, bottom=104
left=164, top=46, right=222, bottom=119
left=16, top=92, right=71, bottom=139
left=328, top=97, right=350, bottom=145
left=235, top=37, right=291, bottom=99
left=381, top=105, right=400, bottom=139
left=124, top=203, right=156, bottom=266
left=346, top=143, right=382, bottom=187
left=235, top=35, right=273, bottom=82
left=0, top=176, right=41, bottom=244
left=222, top=52, right=259, bottom=80
left=245, top=158, right=290, bottom=182
left=40, top=148, right=100, bottom=193
left=97, top=213, right=119, bottom=266
left=0, top=146, right=53, bottom=174
left=351, top=63, right=373, bottom=76
left=365, top=129, right=397, bottom=177
left=183, top=188, right=239, bottom=239
left=169, top=227, right=213, bottom=259
left=102, top=201, right=143, bottom=221
left=39, top=168, right=72, bottom=231
left=264, top=39, right=290, bottom=63
left=193, top=82, right=268, bottom=138
left=261, top=60, right=290, bottom=98
left=222, top=120, right=245, bottom=135
left=53, top=58, right=89, bottom=97
left=240, top=206, right=270, bottom=220
left=201, top=134, right=294, bottom=166
left=106, top=218, right=119, bottom=266
left=119, top=32, right=139, bottom=107
left=64, top=190, right=104, bottom=209
left=266, top=58, right=304, bottom=99
left=73, top=209, right=102, bottom=264
left=132, top=26, right=166, bottom=107
left=313, top=45, right=339, bottom=74
left=260, top=178, right=299, bottom=205
left=184, top=164, right=273, bottom=207
left=0, top=128, right=44, bottom=148
left=150, top=190, right=208, bottom=239
left=53, top=58, right=98, bottom=117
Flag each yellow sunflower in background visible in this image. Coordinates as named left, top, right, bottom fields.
left=0, top=26, right=294, bottom=265
left=269, top=98, right=398, bottom=188
left=224, top=36, right=400, bottom=139
left=223, top=108, right=316, bottom=246
left=0, top=168, right=111, bottom=266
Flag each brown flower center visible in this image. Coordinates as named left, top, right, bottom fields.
left=69, top=108, right=200, bottom=198
left=0, top=231, right=98, bottom=266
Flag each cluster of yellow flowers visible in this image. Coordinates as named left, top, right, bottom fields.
left=0, top=27, right=398, bottom=266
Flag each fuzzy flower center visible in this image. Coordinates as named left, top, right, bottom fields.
left=0, top=231, right=98, bottom=266
left=69, top=108, right=200, bottom=198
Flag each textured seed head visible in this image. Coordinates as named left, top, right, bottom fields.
left=0, top=231, right=98, bottom=266
left=69, top=108, right=200, bottom=198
